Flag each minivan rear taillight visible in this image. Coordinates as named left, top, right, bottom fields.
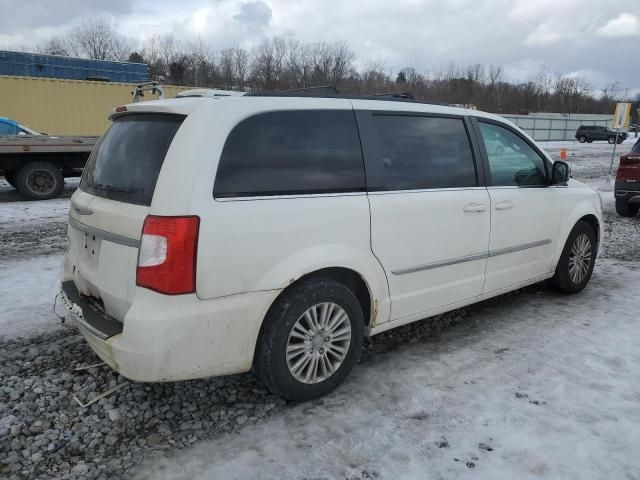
left=616, top=154, right=640, bottom=182
left=136, top=216, right=200, bottom=295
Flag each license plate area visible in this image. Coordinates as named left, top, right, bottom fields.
left=81, top=231, right=102, bottom=260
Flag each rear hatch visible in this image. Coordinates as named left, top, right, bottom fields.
left=67, top=113, right=185, bottom=321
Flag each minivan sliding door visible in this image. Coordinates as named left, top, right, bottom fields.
left=356, top=109, right=490, bottom=322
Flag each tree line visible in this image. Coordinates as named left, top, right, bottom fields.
left=32, top=19, right=637, bottom=116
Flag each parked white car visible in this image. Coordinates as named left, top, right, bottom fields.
left=61, top=95, right=603, bottom=400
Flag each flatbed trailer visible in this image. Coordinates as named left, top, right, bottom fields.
left=0, top=135, right=98, bottom=200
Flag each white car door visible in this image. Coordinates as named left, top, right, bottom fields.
left=474, top=119, right=562, bottom=293
left=356, top=109, right=491, bottom=322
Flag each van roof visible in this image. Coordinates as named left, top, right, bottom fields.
left=110, top=95, right=505, bottom=124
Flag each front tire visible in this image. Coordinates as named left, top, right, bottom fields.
left=616, top=199, right=640, bottom=217
left=549, top=221, right=597, bottom=293
left=608, top=136, right=616, bottom=144
left=254, top=277, right=364, bottom=401
left=578, top=135, right=586, bottom=143
left=15, top=161, right=64, bottom=200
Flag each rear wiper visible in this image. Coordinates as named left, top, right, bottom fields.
left=93, top=183, right=138, bottom=193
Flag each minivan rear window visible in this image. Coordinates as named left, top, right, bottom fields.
left=214, top=110, right=365, bottom=198
left=80, top=113, right=184, bottom=206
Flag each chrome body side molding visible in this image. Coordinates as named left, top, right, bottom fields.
left=392, top=239, right=552, bottom=275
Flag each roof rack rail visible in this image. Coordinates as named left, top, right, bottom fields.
left=373, top=91, right=414, bottom=99
left=279, top=85, right=340, bottom=94
left=244, top=90, right=449, bottom=106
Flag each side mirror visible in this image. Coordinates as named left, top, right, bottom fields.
left=551, top=161, right=570, bottom=184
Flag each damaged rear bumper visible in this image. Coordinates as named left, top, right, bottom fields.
left=59, top=281, right=280, bottom=383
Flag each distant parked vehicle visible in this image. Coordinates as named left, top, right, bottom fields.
left=575, top=125, right=627, bottom=144
left=615, top=138, right=640, bottom=217
left=0, top=117, right=40, bottom=136
left=0, top=119, right=97, bottom=200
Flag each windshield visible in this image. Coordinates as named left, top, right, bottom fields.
left=80, top=113, right=184, bottom=206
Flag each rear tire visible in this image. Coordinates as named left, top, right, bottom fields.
left=549, top=221, right=597, bottom=294
left=15, top=161, right=64, bottom=200
left=3, top=171, right=17, bottom=189
left=578, top=135, right=586, bottom=143
left=616, top=199, right=640, bottom=217
left=586, top=139, right=593, bottom=143
left=254, top=277, right=364, bottom=401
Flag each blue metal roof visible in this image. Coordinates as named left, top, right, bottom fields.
left=0, top=50, right=149, bottom=83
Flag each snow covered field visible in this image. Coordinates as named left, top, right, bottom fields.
left=0, top=135, right=639, bottom=479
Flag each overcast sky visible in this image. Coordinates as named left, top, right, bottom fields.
left=0, top=0, right=638, bottom=95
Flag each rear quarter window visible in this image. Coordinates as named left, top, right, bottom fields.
left=80, top=113, right=184, bottom=206
left=214, top=110, right=365, bottom=197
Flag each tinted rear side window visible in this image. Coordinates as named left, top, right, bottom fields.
left=632, top=139, right=640, bottom=153
left=214, top=110, right=365, bottom=197
left=368, top=115, right=477, bottom=190
left=80, top=113, right=184, bottom=206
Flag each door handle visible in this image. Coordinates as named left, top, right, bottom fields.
left=495, top=200, right=514, bottom=210
left=463, top=203, right=488, bottom=213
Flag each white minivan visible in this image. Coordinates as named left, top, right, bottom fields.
left=61, top=95, right=603, bottom=400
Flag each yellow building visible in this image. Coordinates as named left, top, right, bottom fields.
left=0, top=75, right=191, bottom=136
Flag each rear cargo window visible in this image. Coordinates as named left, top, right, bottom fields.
left=80, top=113, right=184, bottom=206
left=632, top=139, right=640, bottom=153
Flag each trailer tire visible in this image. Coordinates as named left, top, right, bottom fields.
left=15, top=161, right=64, bottom=200
left=4, top=171, right=17, bottom=189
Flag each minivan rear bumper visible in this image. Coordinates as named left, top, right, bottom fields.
left=61, top=283, right=280, bottom=382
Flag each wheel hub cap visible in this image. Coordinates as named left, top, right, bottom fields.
left=568, top=233, right=592, bottom=284
left=286, top=302, right=351, bottom=384
left=27, top=170, right=55, bottom=194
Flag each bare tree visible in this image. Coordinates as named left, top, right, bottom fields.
left=38, top=36, right=72, bottom=56
left=70, top=19, right=119, bottom=60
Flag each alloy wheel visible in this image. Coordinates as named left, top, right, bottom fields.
left=286, top=302, right=352, bottom=384
left=568, top=233, right=592, bottom=284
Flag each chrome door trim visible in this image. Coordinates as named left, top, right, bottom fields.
left=391, top=239, right=552, bottom=275
left=391, top=252, right=488, bottom=275
left=488, top=239, right=551, bottom=257
left=68, top=216, right=140, bottom=248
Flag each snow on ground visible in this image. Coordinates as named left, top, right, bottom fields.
left=0, top=254, right=65, bottom=340
left=139, top=259, right=640, bottom=480
left=0, top=198, right=70, bottom=229
left=539, top=135, right=639, bottom=180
